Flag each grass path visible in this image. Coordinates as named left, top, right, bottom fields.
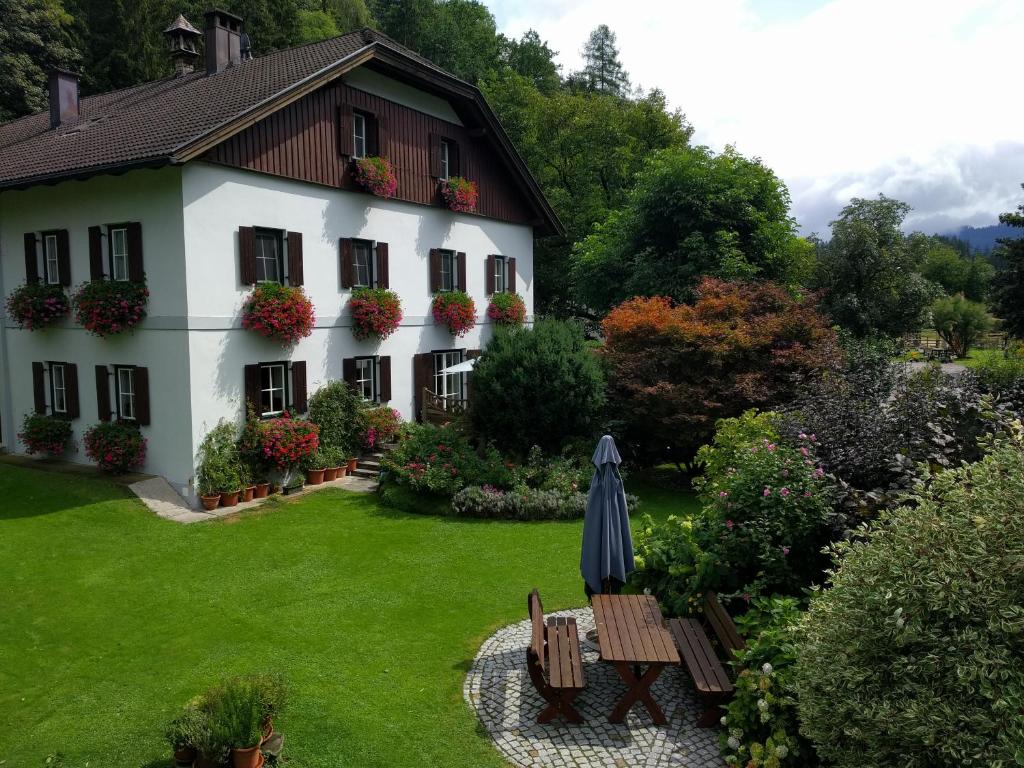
left=0, top=464, right=694, bottom=768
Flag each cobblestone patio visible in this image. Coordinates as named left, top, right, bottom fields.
left=464, top=607, right=726, bottom=768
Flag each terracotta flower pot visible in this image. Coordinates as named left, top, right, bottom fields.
left=200, top=494, right=220, bottom=511
left=306, top=468, right=325, bottom=485
left=242, top=485, right=256, bottom=502
left=231, top=745, right=264, bottom=768
left=220, top=490, right=240, bottom=507
left=323, top=466, right=338, bottom=481
left=347, top=458, right=359, bottom=472
left=173, top=745, right=197, bottom=766
left=336, top=465, right=348, bottom=478
left=254, top=483, right=269, bottom=498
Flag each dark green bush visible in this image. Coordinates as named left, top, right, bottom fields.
left=794, top=430, right=1024, bottom=767
left=308, top=380, right=365, bottom=456
left=469, top=320, right=606, bottom=455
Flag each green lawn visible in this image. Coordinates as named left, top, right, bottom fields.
left=0, top=463, right=696, bottom=768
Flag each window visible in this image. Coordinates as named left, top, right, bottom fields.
left=353, top=240, right=373, bottom=288
left=110, top=227, right=128, bottom=282
left=44, top=234, right=60, bottom=285
left=433, top=350, right=465, bottom=403
left=439, top=249, right=457, bottom=292
left=440, top=140, right=451, bottom=180
left=493, top=255, right=507, bottom=294
left=260, top=363, right=287, bottom=417
left=353, top=112, right=367, bottom=159
left=355, top=357, right=377, bottom=402
left=50, top=363, right=67, bottom=414
left=116, top=366, right=136, bottom=421
left=255, top=228, right=283, bottom=284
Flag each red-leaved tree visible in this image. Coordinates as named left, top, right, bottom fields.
left=602, top=279, right=840, bottom=467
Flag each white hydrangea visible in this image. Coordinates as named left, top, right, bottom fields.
left=757, top=698, right=769, bottom=712
left=720, top=715, right=728, bottom=726
left=775, top=744, right=789, bottom=758
left=727, top=736, right=741, bottom=750
left=761, top=662, right=773, bottom=675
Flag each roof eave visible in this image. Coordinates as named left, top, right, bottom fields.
left=0, top=156, right=170, bottom=192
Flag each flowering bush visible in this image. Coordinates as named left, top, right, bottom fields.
left=83, top=421, right=147, bottom=473
left=6, top=282, right=69, bottom=330
left=252, top=412, right=319, bottom=472
left=486, top=291, right=526, bottom=326
left=451, top=484, right=640, bottom=521
left=350, top=288, right=402, bottom=341
left=241, top=282, right=315, bottom=346
left=432, top=291, right=476, bottom=336
left=18, top=413, right=73, bottom=456
left=364, top=406, right=402, bottom=450
left=352, top=156, right=398, bottom=198
left=72, top=280, right=148, bottom=337
left=382, top=423, right=488, bottom=496
left=441, top=176, right=478, bottom=213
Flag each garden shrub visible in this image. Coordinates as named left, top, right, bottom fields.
left=973, top=345, right=1024, bottom=408
left=5, top=282, right=69, bottom=330
left=793, top=430, right=1024, bottom=768
left=630, top=514, right=717, bottom=617
left=512, top=445, right=591, bottom=495
left=470, top=320, right=606, bottom=456
left=378, top=477, right=451, bottom=517
left=308, top=380, right=365, bottom=456
left=691, top=409, right=778, bottom=484
left=82, top=421, right=147, bottom=472
left=196, top=421, right=242, bottom=495
left=382, top=422, right=490, bottom=496
left=18, top=413, right=73, bottom=456
left=721, top=596, right=816, bottom=768
left=601, top=280, right=840, bottom=468
left=451, top=485, right=587, bottom=520
left=931, top=294, right=992, bottom=358
left=363, top=406, right=402, bottom=450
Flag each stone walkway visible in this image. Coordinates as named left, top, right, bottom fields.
left=464, top=608, right=725, bottom=768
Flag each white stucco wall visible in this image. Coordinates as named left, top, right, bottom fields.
left=0, top=168, right=195, bottom=491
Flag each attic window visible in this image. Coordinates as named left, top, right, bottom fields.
left=353, top=113, right=367, bottom=159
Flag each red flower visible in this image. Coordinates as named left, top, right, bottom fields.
left=487, top=292, right=526, bottom=326
left=432, top=291, right=476, bottom=336
left=350, top=288, right=403, bottom=340
left=352, top=156, right=398, bottom=198
left=71, top=280, right=147, bottom=337
left=242, top=283, right=315, bottom=346
left=441, top=177, right=478, bottom=213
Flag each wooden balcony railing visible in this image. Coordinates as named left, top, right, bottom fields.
left=421, top=388, right=468, bottom=425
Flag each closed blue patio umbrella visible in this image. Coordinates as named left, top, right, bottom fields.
left=580, top=435, right=635, bottom=596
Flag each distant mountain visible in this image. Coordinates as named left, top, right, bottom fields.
left=946, top=223, right=1021, bottom=253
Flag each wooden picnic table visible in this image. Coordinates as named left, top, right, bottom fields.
left=592, top=593, right=680, bottom=725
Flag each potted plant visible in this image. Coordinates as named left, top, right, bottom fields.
left=253, top=478, right=270, bottom=498
left=282, top=476, right=305, bottom=496
left=487, top=291, right=527, bottom=326
left=239, top=462, right=256, bottom=502
left=321, top=445, right=344, bottom=480
left=432, top=290, right=476, bottom=336
left=5, top=282, right=70, bottom=330
left=304, top=449, right=329, bottom=485
left=71, top=279, right=148, bottom=337
left=441, top=176, right=478, bottom=213
left=347, top=455, right=359, bottom=473
left=197, top=421, right=242, bottom=510
left=18, top=413, right=73, bottom=457
left=219, top=467, right=242, bottom=508
left=256, top=412, right=320, bottom=491
left=166, top=706, right=208, bottom=767
left=241, top=282, right=315, bottom=346
left=352, top=156, right=398, bottom=198
left=350, top=287, right=403, bottom=341
left=206, top=681, right=264, bottom=768
left=197, top=470, right=222, bottom=511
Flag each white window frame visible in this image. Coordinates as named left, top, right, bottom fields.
left=50, top=363, right=67, bottom=414
left=44, top=234, right=60, bottom=285
left=116, top=366, right=136, bottom=421
left=433, top=350, right=466, bottom=404
left=354, top=357, right=377, bottom=402
left=260, top=363, right=287, bottom=418
left=353, top=112, right=367, bottom=159
left=440, top=249, right=458, bottom=292
left=255, top=228, right=283, bottom=285
left=353, top=240, right=373, bottom=288
left=493, top=255, right=507, bottom=294
left=440, top=140, right=450, bottom=180
left=110, top=227, right=129, bottom=282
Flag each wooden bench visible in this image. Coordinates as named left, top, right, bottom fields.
left=667, top=591, right=745, bottom=727
left=526, top=589, right=586, bottom=724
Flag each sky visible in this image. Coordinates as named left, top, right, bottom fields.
left=490, top=0, right=1024, bottom=237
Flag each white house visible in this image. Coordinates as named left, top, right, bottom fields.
left=0, top=12, right=561, bottom=500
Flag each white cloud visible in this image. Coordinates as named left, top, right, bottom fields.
left=491, top=0, right=1024, bottom=235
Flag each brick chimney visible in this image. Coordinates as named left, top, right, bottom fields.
left=48, top=69, right=80, bottom=128
left=204, top=9, right=244, bottom=75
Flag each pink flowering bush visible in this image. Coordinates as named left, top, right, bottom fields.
left=363, top=406, right=402, bottom=449
left=18, top=413, right=73, bottom=456
left=72, top=280, right=148, bottom=337
left=486, top=291, right=526, bottom=326
left=6, top=282, right=69, bottom=330
left=242, top=282, right=315, bottom=346
left=352, top=156, right=398, bottom=198
left=381, top=423, right=487, bottom=496
left=83, top=421, right=147, bottom=473
left=350, top=288, right=402, bottom=341
left=432, top=291, right=476, bottom=336
left=252, top=412, right=319, bottom=471
left=441, top=176, right=478, bottom=213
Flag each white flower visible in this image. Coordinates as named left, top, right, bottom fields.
left=775, top=744, right=789, bottom=758
left=643, top=587, right=652, bottom=596
left=757, top=698, right=769, bottom=712
left=761, top=662, right=773, bottom=675
left=727, top=736, right=741, bottom=750
left=720, top=715, right=728, bottom=726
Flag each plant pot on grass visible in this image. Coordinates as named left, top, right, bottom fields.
left=231, top=745, right=263, bottom=768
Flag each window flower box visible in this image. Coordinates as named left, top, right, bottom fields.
left=441, top=176, right=478, bottom=213
left=71, top=280, right=148, bottom=337
left=18, top=413, right=73, bottom=456
left=352, top=156, right=398, bottom=198
left=350, top=287, right=403, bottom=341
left=5, top=282, right=70, bottom=330
left=432, top=290, right=476, bottom=336
left=242, top=282, right=315, bottom=346
left=486, top=291, right=526, bottom=326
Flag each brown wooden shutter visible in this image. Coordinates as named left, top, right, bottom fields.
left=287, top=231, right=304, bottom=287
left=338, top=103, right=354, bottom=157
left=378, top=356, right=392, bottom=402
left=244, top=364, right=261, bottom=416
left=134, top=366, right=150, bottom=425
left=485, top=255, right=495, bottom=295
left=364, top=110, right=378, bottom=156
left=290, top=361, right=308, bottom=413
left=88, top=226, right=104, bottom=280
left=413, top=352, right=433, bottom=422
left=375, top=113, right=388, bottom=157
left=429, top=249, right=441, bottom=293
left=65, top=363, right=80, bottom=419
left=508, top=257, right=517, bottom=294
left=127, top=222, right=144, bottom=281
left=340, top=239, right=354, bottom=289
left=95, top=365, right=111, bottom=421
left=342, top=357, right=357, bottom=391
left=56, top=229, right=71, bottom=287
left=450, top=140, right=461, bottom=177
left=239, top=226, right=257, bottom=285
left=375, top=242, right=389, bottom=289
left=24, top=233, right=38, bottom=284
left=32, top=362, right=46, bottom=414
left=457, top=252, right=467, bottom=293
left=428, top=133, right=440, bottom=177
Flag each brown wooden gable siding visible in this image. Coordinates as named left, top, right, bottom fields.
left=203, top=81, right=535, bottom=226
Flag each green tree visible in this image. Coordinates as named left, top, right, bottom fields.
left=571, top=145, right=801, bottom=314
left=991, top=186, right=1024, bottom=337
left=0, top=0, right=81, bottom=121
left=815, top=196, right=940, bottom=337
left=915, top=235, right=994, bottom=302
left=572, top=24, right=629, bottom=96
left=498, top=29, right=560, bottom=93
left=296, top=9, right=340, bottom=42
left=931, top=294, right=992, bottom=358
